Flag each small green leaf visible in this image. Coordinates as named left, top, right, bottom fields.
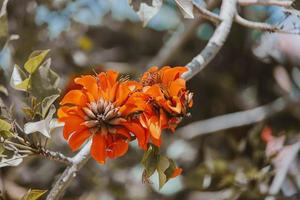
left=21, top=189, right=47, bottom=200
left=157, top=156, right=170, bottom=189
left=41, top=94, right=59, bottom=118
left=24, top=49, right=50, bottom=74
left=15, top=77, right=30, bottom=91
left=10, top=64, right=28, bottom=91
left=0, top=119, right=11, bottom=131
left=0, top=85, right=8, bottom=96
left=30, top=58, right=60, bottom=101
left=0, top=144, right=4, bottom=155
left=0, top=130, right=14, bottom=138
left=142, top=145, right=159, bottom=177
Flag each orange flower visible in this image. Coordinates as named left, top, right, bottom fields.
left=58, top=70, right=146, bottom=164
left=139, top=66, right=193, bottom=146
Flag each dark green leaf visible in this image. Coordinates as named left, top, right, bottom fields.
left=41, top=94, right=59, bottom=118
left=0, top=118, right=11, bottom=131
left=30, top=58, right=60, bottom=101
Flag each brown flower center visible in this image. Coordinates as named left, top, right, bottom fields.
left=82, top=98, right=125, bottom=135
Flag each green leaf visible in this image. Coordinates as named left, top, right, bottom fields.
left=10, top=64, right=28, bottom=91
left=0, top=85, right=8, bottom=96
left=0, top=130, right=14, bottom=138
left=30, top=58, right=60, bottom=101
left=41, top=94, right=59, bottom=118
left=0, top=119, right=11, bottom=131
left=21, top=189, right=47, bottom=200
left=142, top=145, right=159, bottom=177
left=157, top=155, right=170, bottom=189
left=24, top=50, right=50, bottom=74
left=0, top=144, right=4, bottom=155
left=0, top=1, right=8, bottom=39
left=15, top=77, right=30, bottom=91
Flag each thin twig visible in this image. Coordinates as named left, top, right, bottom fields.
left=193, top=5, right=300, bottom=34
left=238, top=0, right=292, bottom=7
left=177, top=94, right=300, bottom=139
left=235, top=14, right=300, bottom=34
left=38, top=148, right=72, bottom=165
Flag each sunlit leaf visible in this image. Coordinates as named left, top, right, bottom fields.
left=10, top=64, right=28, bottom=91
left=24, top=49, right=50, bottom=74
left=128, top=0, right=163, bottom=26
left=0, top=118, right=11, bottom=131
left=157, top=155, right=170, bottom=189
left=0, top=130, right=13, bottom=138
left=0, top=85, right=8, bottom=95
left=41, top=94, right=59, bottom=118
left=0, top=0, right=8, bottom=39
left=24, top=105, right=56, bottom=138
left=175, top=0, right=194, bottom=19
left=21, top=189, right=47, bottom=200
left=15, top=77, right=30, bottom=91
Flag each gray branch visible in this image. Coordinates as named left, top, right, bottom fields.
left=46, top=140, right=92, bottom=200
left=182, top=0, right=237, bottom=80
left=177, top=94, right=300, bottom=139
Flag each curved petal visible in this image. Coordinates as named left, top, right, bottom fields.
left=91, top=134, right=107, bottom=164
left=169, top=79, right=186, bottom=97
left=107, top=140, right=129, bottom=159
left=74, top=75, right=99, bottom=100
left=60, top=90, right=88, bottom=106
left=60, top=116, right=85, bottom=139
left=68, top=129, right=91, bottom=151
left=123, top=121, right=147, bottom=150
left=161, top=67, right=187, bottom=85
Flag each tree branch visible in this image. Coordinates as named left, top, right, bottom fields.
left=182, top=0, right=237, bottom=80
left=238, top=0, right=292, bottom=7
left=177, top=94, right=300, bottom=139
left=146, top=0, right=219, bottom=68
left=46, top=140, right=91, bottom=200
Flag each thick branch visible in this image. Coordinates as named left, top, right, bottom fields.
left=146, top=0, right=219, bottom=68
left=238, top=0, right=292, bottom=7
left=182, top=0, right=237, bottom=80
left=46, top=140, right=91, bottom=200
left=177, top=94, right=300, bottom=139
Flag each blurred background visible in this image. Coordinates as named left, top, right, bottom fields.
left=0, top=0, right=300, bottom=199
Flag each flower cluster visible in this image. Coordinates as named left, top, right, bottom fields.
left=58, top=66, right=193, bottom=164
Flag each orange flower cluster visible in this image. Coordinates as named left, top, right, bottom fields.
left=58, top=67, right=193, bottom=164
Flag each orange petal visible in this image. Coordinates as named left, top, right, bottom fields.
left=115, top=127, right=131, bottom=138
left=61, top=116, right=85, bottom=139
left=106, top=70, right=119, bottom=86
left=91, top=134, right=107, bottom=164
left=148, top=116, right=161, bottom=140
left=107, top=140, right=129, bottom=159
left=171, top=167, right=182, bottom=178
left=169, top=79, right=186, bottom=97
left=161, top=67, right=187, bottom=85
left=74, top=75, right=99, bottom=100
left=68, top=129, right=91, bottom=151
left=60, top=90, right=88, bottom=106
left=123, top=121, right=147, bottom=150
